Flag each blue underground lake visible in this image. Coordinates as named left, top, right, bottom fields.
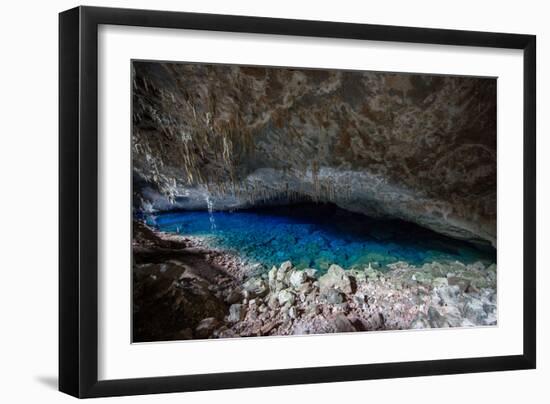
left=142, top=204, right=496, bottom=274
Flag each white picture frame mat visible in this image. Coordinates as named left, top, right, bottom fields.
left=97, top=24, right=524, bottom=381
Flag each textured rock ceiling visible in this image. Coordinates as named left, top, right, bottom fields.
left=132, top=61, right=497, bottom=247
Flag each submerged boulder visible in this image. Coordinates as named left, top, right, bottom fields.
left=268, top=266, right=278, bottom=289
left=225, top=289, right=242, bottom=304
left=304, top=268, right=318, bottom=279
left=321, top=288, right=345, bottom=304
left=462, top=297, right=488, bottom=324
left=427, top=306, right=449, bottom=328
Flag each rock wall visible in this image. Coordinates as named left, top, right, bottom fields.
left=132, top=61, right=497, bottom=246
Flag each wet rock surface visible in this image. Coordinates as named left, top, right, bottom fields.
left=133, top=222, right=496, bottom=342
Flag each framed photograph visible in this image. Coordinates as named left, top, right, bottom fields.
left=59, top=6, right=536, bottom=398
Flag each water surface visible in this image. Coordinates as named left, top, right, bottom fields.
left=143, top=204, right=495, bottom=273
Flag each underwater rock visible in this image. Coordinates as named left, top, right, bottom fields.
left=132, top=243, right=229, bottom=342
left=260, top=320, right=281, bottom=335
left=447, top=276, right=471, bottom=292
left=279, top=260, right=293, bottom=275
left=275, top=260, right=293, bottom=288
left=364, top=265, right=381, bottom=281
left=411, top=315, right=431, bottom=329
left=434, top=285, right=461, bottom=307
left=267, top=294, right=280, bottom=309
left=288, top=306, right=298, bottom=319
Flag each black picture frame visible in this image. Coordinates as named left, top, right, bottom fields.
left=59, top=5, right=536, bottom=398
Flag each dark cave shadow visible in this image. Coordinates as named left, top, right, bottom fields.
left=35, top=375, right=58, bottom=390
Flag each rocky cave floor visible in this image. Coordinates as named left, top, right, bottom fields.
left=132, top=221, right=497, bottom=342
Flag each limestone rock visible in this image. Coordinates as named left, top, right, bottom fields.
left=242, top=277, right=269, bottom=298
left=333, top=315, right=356, bottom=333
left=228, top=304, right=245, bottom=323
left=289, top=270, right=308, bottom=289
left=277, top=289, right=296, bottom=306
left=319, top=264, right=352, bottom=294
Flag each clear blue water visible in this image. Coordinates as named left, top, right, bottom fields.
left=142, top=204, right=495, bottom=274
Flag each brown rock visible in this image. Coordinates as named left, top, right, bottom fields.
left=195, top=317, right=219, bottom=339
left=333, top=315, right=356, bottom=333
